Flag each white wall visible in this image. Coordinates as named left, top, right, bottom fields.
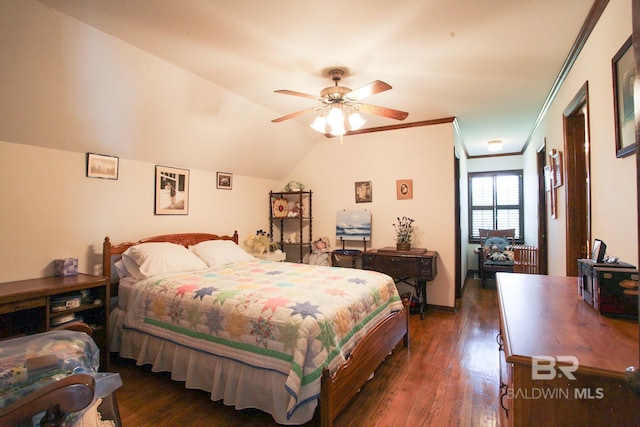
left=283, top=123, right=457, bottom=308
left=0, top=141, right=277, bottom=282
left=527, top=0, right=636, bottom=275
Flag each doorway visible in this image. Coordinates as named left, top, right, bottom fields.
left=563, top=82, right=591, bottom=276
left=536, top=144, right=549, bottom=275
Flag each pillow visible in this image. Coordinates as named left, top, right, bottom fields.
left=113, top=259, right=129, bottom=279
left=487, top=250, right=513, bottom=262
left=121, top=254, right=145, bottom=280
left=122, top=242, right=208, bottom=278
left=189, top=240, right=254, bottom=267
left=483, top=237, right=510, bottom=251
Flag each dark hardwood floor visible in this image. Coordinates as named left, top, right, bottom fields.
left=110, top=277, right=500, bottom=426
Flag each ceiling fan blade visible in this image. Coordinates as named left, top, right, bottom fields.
left=346, top=80, right=392, bottom=100
left=357, top=103, right=409, bottom=120
left=274, top=89, right=320, bottom=100
left=271, top=107, right=319, bottom=123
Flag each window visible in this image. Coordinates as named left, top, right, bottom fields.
left=468, top=170, right=523, bottom=242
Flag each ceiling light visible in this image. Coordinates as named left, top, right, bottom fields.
left=487, top=140, right=503, bottom=152
left=309, top=106, right=366, bottom=136
left=348, top=112, right=365, bottom=130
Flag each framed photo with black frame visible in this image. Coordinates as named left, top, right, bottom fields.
left=591, top=239, right=606, bottom=263
left=355, top=181, right=372, bottom=203
left=155, top=165, right=189, bottom=215
left=216, top=172, right=232, bottom=190
left=612, top=36, right=635, bottom=158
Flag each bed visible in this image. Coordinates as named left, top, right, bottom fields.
left=103, top=232, right=409, bottom=426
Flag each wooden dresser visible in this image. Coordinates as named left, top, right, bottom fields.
left=497, top=273, right=639, bottom=426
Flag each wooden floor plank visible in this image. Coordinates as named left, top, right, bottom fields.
left=110, top=277, right=499, bottom=426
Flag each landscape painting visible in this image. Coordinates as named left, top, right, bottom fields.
left=336, top=210, right=372, bottom=241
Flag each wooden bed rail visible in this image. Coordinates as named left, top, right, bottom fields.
left=512, top=245, right=539, bottom=274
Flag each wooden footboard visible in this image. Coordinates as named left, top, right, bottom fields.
left=320, top=301, right=409, bottom=427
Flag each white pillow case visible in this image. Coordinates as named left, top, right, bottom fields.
left=122, top=242, right=208, bottom=278
left=114, top=259, right=129, bottom=279
left=189, top=239, right=254, bottom=267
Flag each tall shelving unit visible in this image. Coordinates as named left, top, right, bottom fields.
left=269, top=190, right=312, bottom=263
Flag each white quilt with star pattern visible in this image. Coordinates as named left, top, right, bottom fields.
left=124, top=259, right=402, bottom=419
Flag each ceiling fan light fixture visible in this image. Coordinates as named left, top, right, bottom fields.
left=348, top=112, right=365, bottom=130
left=329, top=123, right=346, bottom=136
left=487, top=139, right=503, bottom=152
left=326, top=105, right=343, bottom=127
left=310, top=115, right=327, bottom=133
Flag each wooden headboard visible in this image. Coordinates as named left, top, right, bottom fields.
left=102, top=231, right=239, bottom=291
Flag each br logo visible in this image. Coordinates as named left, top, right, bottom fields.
left=531, top=356, right=579, bottom=380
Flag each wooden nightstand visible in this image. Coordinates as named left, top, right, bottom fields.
left=0, top=274, right=110, bottom=370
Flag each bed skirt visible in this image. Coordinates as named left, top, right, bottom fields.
left=109, top=308, right=317, bottom=425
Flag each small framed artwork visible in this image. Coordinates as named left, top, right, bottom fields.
left=155, top=165, right=189, bottom=215
left=612, top=36, right=635, bottom=158
left=272, top=198, right=289, bottom=218
left=355, top=181, right=372, bottom=203
left=550, top=149, right=563, bottom=188
left=217, top=172, right=233, bottom=190
left=86, top=153, right=118, bottom=180
left=543, top=165, right=552, bottom=192
left=396, top=179, right=413, bottom=200
left=591, top=239, right=607, bottom=263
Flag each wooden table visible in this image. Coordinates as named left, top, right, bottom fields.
left=362, top=247, right=438, bottom=319
left=497, top=272, right=639, bottom=426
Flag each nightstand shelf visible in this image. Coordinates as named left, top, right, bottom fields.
left=0, top=274, right=110, bottom=369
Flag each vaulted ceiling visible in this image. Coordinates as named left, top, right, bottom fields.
left=5, top=1, right=598, bottom=177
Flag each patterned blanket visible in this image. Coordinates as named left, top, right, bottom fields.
left=124, top=260, right=403, bottom=418
left=0, top=330, right=99, bottom=409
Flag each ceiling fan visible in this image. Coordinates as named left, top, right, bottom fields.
left=271, top=69, right=409, bottom=136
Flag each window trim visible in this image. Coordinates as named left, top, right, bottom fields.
left=468, top=170, right=524, bottom=244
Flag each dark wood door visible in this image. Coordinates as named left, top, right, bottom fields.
left=563, top=84, right=590, bottom=277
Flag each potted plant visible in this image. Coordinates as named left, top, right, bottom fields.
left=393, top=216, right=414, bottom=251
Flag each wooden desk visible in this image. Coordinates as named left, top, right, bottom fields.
left=0, top=274, right=110, bottom=370
left=497, top=273, right=639, bottom=426
left=362, top=247, right=438, bottom=319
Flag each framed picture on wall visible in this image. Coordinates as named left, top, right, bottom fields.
left=549, top=149, right=564, bottom=188
left=217, top=172, right=233, bottom=190
left=155, top=165, right=189, bottom=215
left=396, top=179, right=413, bottom=200
left=355, top=181, right=372, bottom=203
left=86, top=153, right=118, bottom=180
left=612, top=36, right=635, bottom=158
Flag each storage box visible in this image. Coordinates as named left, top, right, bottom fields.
left=54, top=258, right=78, bottom=276
left=577, top=258, right=634, bottom=301
left=592, top=267, right=638, bottom=318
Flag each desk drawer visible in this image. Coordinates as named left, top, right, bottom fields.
left=376, top=257, right=421, bottom=278
left=0, top=297, right=46, bottom=315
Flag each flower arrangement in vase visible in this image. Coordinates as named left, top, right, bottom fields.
left=393, top=216, right=414, bottom=251
left=243, top=229, right=279, bottom=255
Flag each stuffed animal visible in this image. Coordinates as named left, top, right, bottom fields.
left=307, top=237, right=330, bottom=266
left=284, top=181, right=305, bottom=192
left=287, top=202, right=303, bottom=218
